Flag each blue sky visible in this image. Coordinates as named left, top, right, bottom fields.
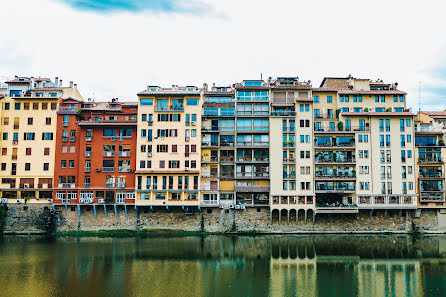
left=1, top=0, right=446, bottom=111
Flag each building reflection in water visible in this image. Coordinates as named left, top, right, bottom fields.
left=0, top=236, right=445, bottom=297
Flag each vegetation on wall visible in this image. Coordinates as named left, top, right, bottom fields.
left=0, top=204, right=8, bottom=234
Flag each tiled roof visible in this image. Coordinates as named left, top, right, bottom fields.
left=204, top=91, right=235, bottom=96
left=269, top=84, right=312, bottom=90
left=76, top=120, right=136, bottom=126
left=32, top=87, right=66, bottom=91
left=338, top=89, right=406, bottom=95
left=341, top=112, right=415, bottom=116
left=422, top=111, right=446, bottom=118
left=296, top=97, right=314, bottom=102
left=234, top=83, right=269, bottom=90
left=121, top=102, right=138, bottom=106
left=5, top=78, right=31, bottom=83
left=138, top=90, right=201, bottom=96
left=135, top=170, right=200, bottom=174
left=312, top=87, right=343, bottom=92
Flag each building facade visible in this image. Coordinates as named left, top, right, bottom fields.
left=53, top=98, right=137, bottom=212
left=135, top=85, right=202, bottom=213
left=0, top=77, right=81, bottom=205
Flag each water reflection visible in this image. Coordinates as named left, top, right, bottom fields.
left=0, top=235, right=445, bottom=297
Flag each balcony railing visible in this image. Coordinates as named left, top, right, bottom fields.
left=316, top=157, right=355, bottom=163
left=415, top=126, right=443, bottom=133
left=84, top=167, right=91, bottom=173
left=202, top=141, right=219, bottom=147
left=102, top=167, right=114, bottom=172
left=106, top=183, right=115, bottom=188
left=201, top=172, right=219, bottom=178
left=118, top=166, right=131, bottom=172
left=234, top=185, right=269, bottom=192
left=236, top=172, right=269, bottom=178
left=418, top=156, right=442, bottom=163
left=155, top=105, right=184, bottom=111
left=58, top=183, right=75, bottom=188
left=84, top=183, right=90, bottom=188
left=118, top=151, right=130, bottom=157
left=314, top=126, right=369, bottom=133
left=271, top=97, right=295, bottom=104
left=202, top=156, right=219, bottom=162
left=270, top=111, right=296, bottom=117
left=86, top=136, right=92, bottom=141
left=103, top=151, right=115, bottom=157
left=69, top=136, right=76, bottom=142
left=201, top=200, right=219, bottom=206
left=117, top=183, right=126, bottom=188
left=62, top=137, right=68, bottom=142
left=12, top=139, right=18, bottom=145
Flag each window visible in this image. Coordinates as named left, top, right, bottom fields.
left=1, top=163, right=5, bottom=171
left=26, top=148, right=31, bottom=155
left=406, top=119, right=411, bottom=127
left=42, top=102, right=48, bottom=110
left=314, top=96, right=319, bottom=103
left=140, top=98, right=153, bottom=105
left=43, top=163, right=49, bottom=171
left=186, top=98, right=198, bottom=105
left=69, top=160, right=75, bottom=168
left=160, top=160, right=165, bottom=168
left=172, top=145, right=177, bottom=153
left=25, top=163, right=31, bottom=171
left=24, top=133, right=35, bottom=140
left=51, top=103, right=57, bottom=110
left=27, top=117, right=33, bottom=125
left=327, top=96, right=332, bottom=103
left=140, top=160, right=145, bottom=169
left=15, top=102, right=21, bottom=110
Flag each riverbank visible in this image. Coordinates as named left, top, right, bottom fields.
left=2, top=204, right=446, bottom=235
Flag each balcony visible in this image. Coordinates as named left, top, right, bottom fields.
left=103, top=151, right=115, bottom=157
left=271, top=97, right=295, bottom=105
left=236, top=172, right=269, bottom=178
left=314, top=126, right=369, bottom=133
left=58, top=183, right=75, bottom=188
left=415, top=126, right=443, bottom=133
left=201, top=126, right=220, bottom=132
left=118, top=151, right=130, bottom=157
left=316, top=172, right=356, bottom=179
left=106, top=183, right=115, bottom=188
left=270, top=111, right=296, bottom=117
left=418, top=156, right=442, bottom=164
left=155, top=105, right=184, bottom=112
left=234, top=185, right=269, bottom=192
left=237, top=157, right=269, bottom=163
left=117, top=183, right=126, bottom=188
left=201, top=172, right=219, bottom=178
left=202, top=141, right=219, bottom=147
left=84, top=167, right=91, bottom=173
left=118, top=166, right=131, bottom=173
left=69, top=136, right=76, bottom=142
left=84, top=183, right=90, bottom=188
left=316, top=157, right=355, bottom=164
left=358, top=196, right=416, bottom=209
left=102, top=167, right=114, bottom=172
left=201, top=200, right=219, bottom=206
left=201, top=156, right=219, bottom=163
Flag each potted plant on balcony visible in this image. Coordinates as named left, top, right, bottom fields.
left=337, top=121, right=344, bottom=131
left=336, top=109, right=340, bottom=118
left=439, top=140, right=445, bottom=146
left=386, top=107, right=392, bottom=112
left=364, top=107, right=369, bottom=112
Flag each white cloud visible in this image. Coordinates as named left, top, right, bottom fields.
left=0, top=0, right=445, bottom=109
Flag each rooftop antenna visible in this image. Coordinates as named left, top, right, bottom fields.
left=417, top=81, right=422, bottom=121
left=260, top=73, right=263, bottom=81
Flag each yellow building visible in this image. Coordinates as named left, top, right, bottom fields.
left=312, top=77, right=417, bottom=215
left=135, top=85, right=202, bottom=212
left=0, top=76, right=82, bottom=204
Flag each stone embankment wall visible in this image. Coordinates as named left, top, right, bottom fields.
left=2, top=204, right=446, bottom=234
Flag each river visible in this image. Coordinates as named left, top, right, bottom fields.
left=0, top=235, right=445, bottom=297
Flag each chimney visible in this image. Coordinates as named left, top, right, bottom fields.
left=69, top=81, right=73, bottom=88
left=59, top=79, right=62, bottom=87
left=203, top=83, right=208, bottom=91
left=55, top=77, right=59, bottom=86
left=73, top=84, right=77, bottom=98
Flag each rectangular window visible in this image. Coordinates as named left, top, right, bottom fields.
left=186, top=98, right=198, bottom=105
left=140, top=98, right=153, bottom=105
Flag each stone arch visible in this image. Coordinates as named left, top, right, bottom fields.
left=307, top=209, right=315, bottom=224
left=297, top=209, right=305, bottom=223
left=271, top=209, right=280, bottom=224
left=280, top=209, right=288, bottom=225
left=289, top=209, right=297, bottom=224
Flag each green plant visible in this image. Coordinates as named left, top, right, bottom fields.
left=364, top=107, right=369, bottom=112
left=439, top=140, right=445, bottom=146
left=336, top=109, right=340, bottom=118
left=0, top=204, right=8, bottom=235
left=36, top=209, right=60, bottom=235
left=386, top=107, right=392, bottom=112
left=24, top=197, right=31, bottom=204
left=337, top=121, right=344, bottom=131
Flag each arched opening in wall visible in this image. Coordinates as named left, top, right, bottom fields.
left=307, top=209, right=314, bottom=224
left=271, top=240, right=280, bottom=259
left=297, top=209, right=305, bottom=224
left=280, top=209, right=288, bottom=225
left=297, top=241, right=306, bottom=259
left=306, top=242, right=315, bottom=259
left=271, top=209, right=279, bottom=224
left=280, top=241, right=289, bottom=259
left=289, top=240, right=297, bottom=259
left=289, top=209, right=297, bottom=224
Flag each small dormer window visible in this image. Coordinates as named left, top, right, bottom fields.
left=19, top=78, right=24, bottom=82
left=111, top=104, right=117, bottom=108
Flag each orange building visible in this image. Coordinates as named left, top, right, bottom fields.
left=53, top=98, right=137, bottom=214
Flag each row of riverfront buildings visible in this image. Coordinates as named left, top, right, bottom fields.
left=0, top=75, right=445, bottom=220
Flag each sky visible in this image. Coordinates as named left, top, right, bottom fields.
left=1, top=0, right=446, bottom=111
